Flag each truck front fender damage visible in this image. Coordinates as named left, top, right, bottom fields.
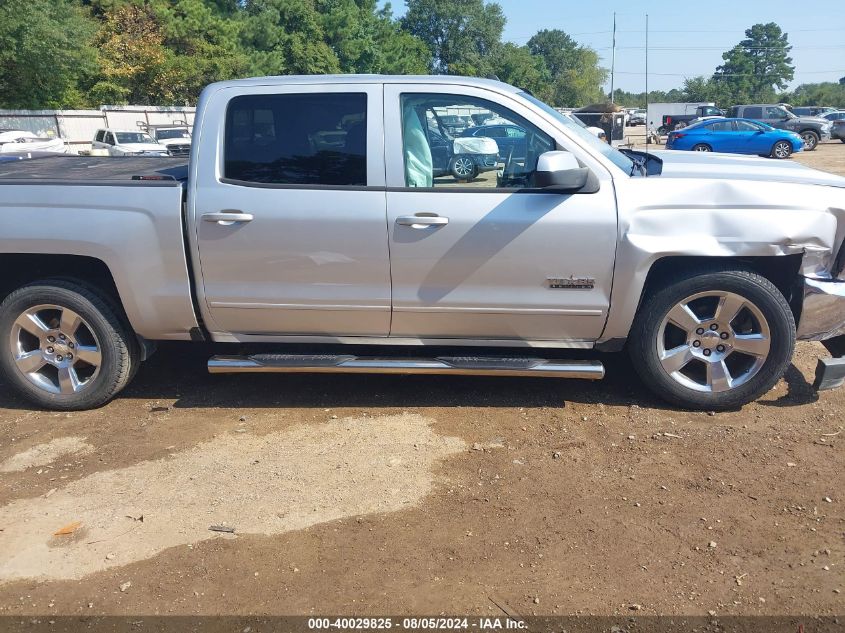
left=601, top=176, right=845, bottom=345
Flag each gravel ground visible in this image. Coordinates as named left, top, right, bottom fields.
left=0, top=135, right=842, bottom=618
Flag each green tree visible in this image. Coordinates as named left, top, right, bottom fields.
left=0, top=0, right=98, bottom=108
left=241, top=0, right=341, bottom=76
left=88, top=3, right=175, bottom=105
left=527, top=30, right=607, bottom=107
left=401, top=0, right=505, bottom=76
left=153, top=0, right=249, bottom=103
left=316, top=0, right=430, bottom=74
left=492, top=43, right=552, bottom=102
left=370, top=5, right=431, bottom=74
left=786, top=82, right=845, bottom=108
left=713, top=23, right=794, bottom=105
left=681, top=76, right=716, bottom=103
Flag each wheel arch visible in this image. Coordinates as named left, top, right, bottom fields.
left=0, top=256, right=163, bottom=361
left=598, top=254, right=805, bottom=350
left=0, top=254, right=121, bottom=308
left=637, top=254, right=804, bottom=325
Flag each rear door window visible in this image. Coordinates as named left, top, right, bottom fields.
left=743, top=107, right=763, bottom=120
left=224, top=93, right=367, bottom=186
left=708, top=121, right=733, bottom=132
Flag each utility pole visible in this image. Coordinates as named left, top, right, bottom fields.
left=645, top=13, right=650, bottom=146
left=609, top=12, right=617, bottom=103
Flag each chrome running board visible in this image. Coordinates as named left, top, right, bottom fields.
left=208, top=354, right=604, bottom=380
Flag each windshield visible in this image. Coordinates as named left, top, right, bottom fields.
left=155, top=128, right=190, bottom=140
left=116, top=132, right=156, bottom=144
left=517, top=92, right=635, bottom=174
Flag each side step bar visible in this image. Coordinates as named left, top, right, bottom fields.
left=208, top=354, right=605, bottom=380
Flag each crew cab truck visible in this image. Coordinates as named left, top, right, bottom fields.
left=730, top=104, right=832, bottom=151
left=660, top=105, right=724, bottom=133
left=1, top=75, right=844, bottom=412
left=646, top=102, right=719, bottom=134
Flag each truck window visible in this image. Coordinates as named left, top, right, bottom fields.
left=743, top=107, right=763, bottom=120
left=224, top=93, right=367, bottom=187
left=765, top=106, right=786, bottom=119
left=400, top=93, right=554, bottom=189
left=95, top=130, right=105, bottom=143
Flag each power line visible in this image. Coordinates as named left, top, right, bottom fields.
left=614, top=69, right=845, bottom=77
left=617, top=27, right=845, bottom=34
left=593, top=45, right=845, bottom=51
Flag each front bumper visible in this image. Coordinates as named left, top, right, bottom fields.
left=472, top=153, right=499, bottom=173
left=797, top=277, right=845, bottom=390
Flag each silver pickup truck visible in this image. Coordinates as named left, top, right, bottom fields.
left=1, top=75, right=844, bottom=411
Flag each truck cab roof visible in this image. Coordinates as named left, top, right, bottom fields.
left=204, top=74, right=522, bottom=94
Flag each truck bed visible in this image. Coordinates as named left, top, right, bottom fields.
left=0, top=155, right=189, bottom=185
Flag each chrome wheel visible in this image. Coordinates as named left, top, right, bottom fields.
left=800, top=132, right=818, bottom=151
left=693, top=144, right=712, bottom=152
left=657, top=291, right=771, bottom=393
left=9, top=304, right=101, bottom=395
left=773, top=141, right=791, bottom=159
left=452, top=157, right=474, bottom=178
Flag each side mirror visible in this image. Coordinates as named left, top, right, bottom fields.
left=532, top=151, right=589, bottom=192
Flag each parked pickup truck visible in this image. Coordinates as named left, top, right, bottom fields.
left=660, top=105, right=724, bottom=133
left=1, top=75, right=844, bottom=412
left=729, top=104, right=832, bottom=151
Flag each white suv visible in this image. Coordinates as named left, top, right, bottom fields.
left=92, top=129, right=169, bottom=157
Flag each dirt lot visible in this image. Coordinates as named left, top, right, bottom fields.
left=0, top=138, right=843, bottom=619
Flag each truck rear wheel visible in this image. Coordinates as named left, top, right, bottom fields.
left=0, top=280, right=139, bottom=410
left=629, top=268, right=795, bottom=411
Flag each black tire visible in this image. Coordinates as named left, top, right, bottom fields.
left=0, top=280, right=139, bottom=410
left=800, top=130, right=820, bottom=151
left=692, top=144, right=712, bottom=152
left=449, top=155, right=477, bottom=182
left=628, top=267, right=796, bottom=411
left=770, top=140, right=793, bottom=159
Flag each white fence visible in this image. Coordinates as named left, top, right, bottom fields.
left=0, top=106, right=196, bottom=153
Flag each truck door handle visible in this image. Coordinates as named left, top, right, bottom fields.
left=396, top=214, right=449, bottom=229
left=202, top=211, right=254, bottom=225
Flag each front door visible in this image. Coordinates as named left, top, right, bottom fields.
left=191, top=83, right=391, bottom=337
left=383, top=85, right=618, bottom=344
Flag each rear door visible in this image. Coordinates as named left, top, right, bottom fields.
left=705, top=120, right=739, bottom=152
left=191, top=82, right=391, bottom=338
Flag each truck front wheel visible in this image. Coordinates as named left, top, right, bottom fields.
left=629, top=268, right=795, bottom=411
left=450, top=155, right=478, bottom=182
left=800, top=130, right=820, bottom=151
left=0, top=280, right=139, bottom=410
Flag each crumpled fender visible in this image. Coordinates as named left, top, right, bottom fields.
left=601, top=176, right=845, bottom=342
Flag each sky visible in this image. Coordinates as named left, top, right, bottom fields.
left=381, top=0, right=845, bottom=92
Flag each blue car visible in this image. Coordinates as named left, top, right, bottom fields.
left=460, top=124, right=527, bottom=160
left=665, top=118, right=804, bottom=159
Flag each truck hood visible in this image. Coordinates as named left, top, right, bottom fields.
left=650, top=150, right=845, bottom=189
left=793, top=115, right=829, bottom=126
